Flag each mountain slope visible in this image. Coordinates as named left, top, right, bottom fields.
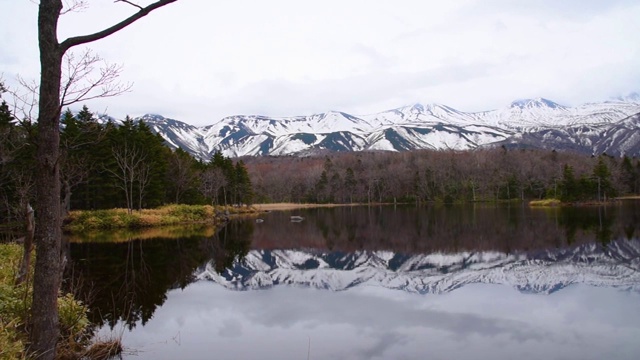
left=497, top=112, right=640, bottom=155
left=135, top=97, right=640, bottom=159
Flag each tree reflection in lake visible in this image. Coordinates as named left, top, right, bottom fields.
left=68, top=201, right=640, bottom=330
left=251, top=202, right=639, bottom=252
left=67, top=221, right=252, bottom=328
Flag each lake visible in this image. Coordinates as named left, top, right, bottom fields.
left=68, top=202, right=640, bottom=360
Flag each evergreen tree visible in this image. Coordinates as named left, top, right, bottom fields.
left=592, top=156, right=615, bottom=200
left=59, top=106, right=106, bottom=214
left=560, top=164, right=578, bottom=202
left=344, top=167, right=357, bottom=203
left=233, top=161, right=254, bottom=205
left=0, top=100, right=14, bottom=127
left=620, top=156, right=638, bottom=195
left=315, top=170, right=329, bottom=203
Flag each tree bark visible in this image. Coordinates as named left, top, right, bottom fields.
left=31, top=2, right=64, bottom=358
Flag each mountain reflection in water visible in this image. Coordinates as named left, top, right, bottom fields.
left=69, top=203, right=640, bottom=359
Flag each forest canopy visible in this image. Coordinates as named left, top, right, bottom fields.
left=0, top=105, right=253, bottom=224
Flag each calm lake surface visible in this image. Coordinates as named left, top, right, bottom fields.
left=68, top=202, right=640, bottom=360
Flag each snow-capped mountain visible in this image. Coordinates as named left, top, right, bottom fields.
left=496, top=112, right=640, bottom=154
left=197, top=239, right=640, bottom=294
left=137, top=96, right=640, bottom=159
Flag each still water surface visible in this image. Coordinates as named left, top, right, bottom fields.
left=69, top=202, right=640, bottom=359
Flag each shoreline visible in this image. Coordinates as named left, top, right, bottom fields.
left=251, top=203, right=365, bottom=211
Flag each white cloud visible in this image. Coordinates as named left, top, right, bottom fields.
left=1, top=0, right=639, bottom=125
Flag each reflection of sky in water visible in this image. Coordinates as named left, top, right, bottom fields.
left=105, top=284, right=640, bottom=360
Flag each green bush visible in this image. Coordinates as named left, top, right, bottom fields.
left=58, top=293, right=90, bottom=342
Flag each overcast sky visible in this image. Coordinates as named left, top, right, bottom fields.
left=1, top=0, right=639, bottom=126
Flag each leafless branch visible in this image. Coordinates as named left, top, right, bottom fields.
left=8, top=49, right=132, bottom=122
left=115, top=0, right=144, bottom=11
left=60, top=0, right=178, bottom=51
left=61, top=0, right=89, bottom=15
left=60, top=49, right=133, bottom=107
left=7, top=76, right=39, bottom=125
left=106, top=144, right=149, bottom=213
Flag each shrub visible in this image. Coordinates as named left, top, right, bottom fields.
left=0, top=244, right=93, bottom=358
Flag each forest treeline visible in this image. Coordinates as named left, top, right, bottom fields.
left=243, top=145, right=640, bottom=204
left=2, top=101, right=640, bottom=225
left=0, top=104, right=253, bottom=224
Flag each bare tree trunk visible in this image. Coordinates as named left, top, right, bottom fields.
left=138, top=164, right=151, bottom=210
left=31, top=3, right=64, bottom=357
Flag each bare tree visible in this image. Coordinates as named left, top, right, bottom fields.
left=32, top=1, right=178, bottom=357
left=59, top=154, right=90, bottom=217
left=137, top=162, right=152, bottom=210
left=107, top=145, right=148, bottom=214
left=169, top=150, right=197, bottom=203
left=200, top=168, right=227, bottom=206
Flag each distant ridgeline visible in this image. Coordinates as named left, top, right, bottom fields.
left=136, top=96, right=640, bottom=159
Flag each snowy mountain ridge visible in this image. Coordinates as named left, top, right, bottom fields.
left=196, top=239, right=640, bottom=295
left=137, top=96, right=640, bottom=159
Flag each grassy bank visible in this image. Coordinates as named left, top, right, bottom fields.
left=64, top=204, right=258, bottom=232
left=0, top=243, right=118, bottom=359
left=528, top=198, right=562, bottom=207
left=529, top=198, right=628, bottom=207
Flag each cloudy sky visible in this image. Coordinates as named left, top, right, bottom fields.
left=1, top=0, right=639, bottom=125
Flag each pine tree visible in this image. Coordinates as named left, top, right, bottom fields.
left=620, top=156, right=638, bottom=195
left=233, top=161, right=253, bottom=205
left=592, top=156, right=615, bottom=200
left=560, top=164, right=578, bottom=202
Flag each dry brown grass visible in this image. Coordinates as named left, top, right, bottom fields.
left=65, top=225, right=217, bottom=243
left=81, top=339, right=124, bottom=360
left=529, top=199, right=562, bottom=207
left=65, top=204, right=259, bottom=232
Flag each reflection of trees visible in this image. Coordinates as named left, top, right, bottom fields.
left=67, top=223, right=253, bottom=329
left=251, top=202, right=640, bottom=254
left=558, top=206, right=617, bottom=245
left=68, top=235, right=210, bottom=329
left=210, top=221, right=253, bottom=274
